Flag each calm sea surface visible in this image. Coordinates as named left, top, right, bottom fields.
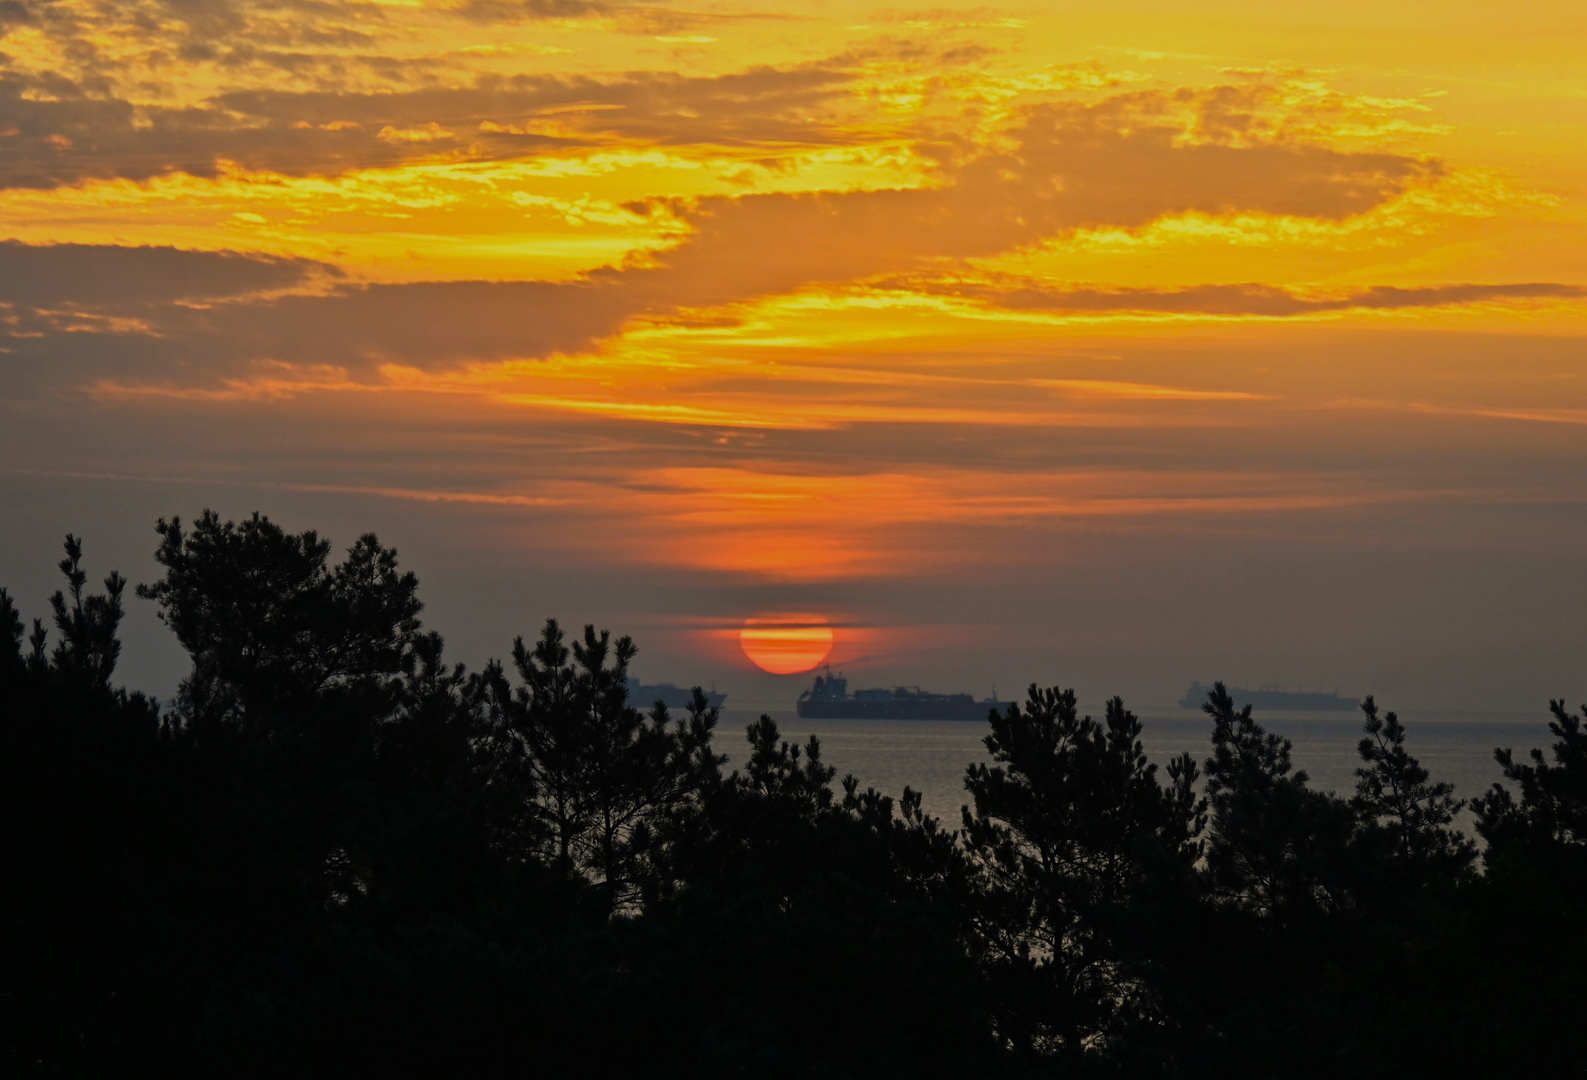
left=718, top=706, right=1559, bottom=832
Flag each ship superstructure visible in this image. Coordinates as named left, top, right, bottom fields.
left=796, top=670, right=1000, bottom=721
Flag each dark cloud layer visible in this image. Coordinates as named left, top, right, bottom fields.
left=2, top=0, right=401, bottom=93
left=217, top=279, right=628, bottom=366
left=0, top=58, right=859, bottom=188
left=453, top=0, right=620, bottom=22
left=884, top=277, right=1587, bottom=316
left=0, top=0, right=31, bottom=28
left=0, top=239, right=330, bottom=307
left=0, top=272, right=627, bottom=393
left=214, top=60, right=857, bottom=146
left=451, top=0, right=796, bottom=37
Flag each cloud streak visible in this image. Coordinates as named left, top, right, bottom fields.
left=886, top=276, right=1587, bottom=316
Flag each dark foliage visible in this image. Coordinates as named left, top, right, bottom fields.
left=135, top=510, right=423, bottom=728
left=1, top=513, right=1583, bottom=1078
left=1473, top=698, right=1587, bottom=855
left=960, top=688, right=1203, bottom=1061
left=1351, top=694, right=1476, bottom=884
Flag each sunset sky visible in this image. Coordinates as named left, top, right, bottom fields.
left=1, top=0, right=1584, bottom=711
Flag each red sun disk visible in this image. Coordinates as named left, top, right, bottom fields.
left=739, top=617, right=834, bottom=674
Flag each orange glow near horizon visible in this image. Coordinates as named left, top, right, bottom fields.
left=739, top=616, right=836, bottom=674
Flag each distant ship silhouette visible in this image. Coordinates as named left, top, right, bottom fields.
left=796, top=669, right=1000, bottom=721
left=1180, top=681, right=1357, bottom=712
left=625, top=679, right=727, bottom=710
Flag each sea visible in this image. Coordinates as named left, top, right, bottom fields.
left=717, top=706, right=1561, bottom=836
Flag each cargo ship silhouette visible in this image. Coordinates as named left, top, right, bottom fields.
left=626, top=679, right=727, bottom=711
left=796, top=669, right=1000, bottom=721
left=1179, top=681, right=1357, bottom=712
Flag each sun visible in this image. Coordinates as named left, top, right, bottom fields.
left=739, top=614, right=834, bottom=674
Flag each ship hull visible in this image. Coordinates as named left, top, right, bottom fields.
left=796, top=700, right=999, bottom=721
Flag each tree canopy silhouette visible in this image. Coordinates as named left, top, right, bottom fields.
left=1, top=512, right=1582, bottom=1079
left=136, top=510, right=422, bottom=727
